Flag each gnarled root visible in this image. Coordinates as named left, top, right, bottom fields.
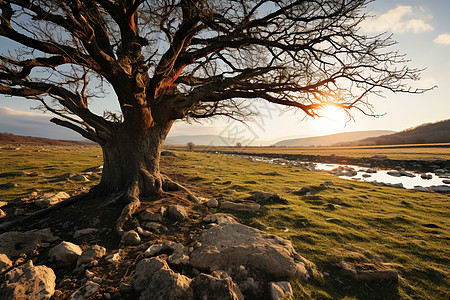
left=115, top=182, right=141, bottom=236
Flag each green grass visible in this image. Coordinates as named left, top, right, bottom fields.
left=1, top=146, right=448, bottom=299
left=162, top=151, right=449, bottom=299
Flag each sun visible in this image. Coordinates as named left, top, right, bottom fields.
left=312, top=105, right=349, bottom=134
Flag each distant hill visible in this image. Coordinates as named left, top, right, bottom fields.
left=0, top=132, right=92, bottom=146
left=164, top=135, right=266, bottom=146
left=274, top=130, right=395, bottom=147
left=335, top=119, right=450, bottom=146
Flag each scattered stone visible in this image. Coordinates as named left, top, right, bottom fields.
left=263, top=172, right=281, bottom=176
left=71, top=174, right=89, bottom=182
left=166, top=205, right=189, bottom=221
left=0, top=260, right=56, bottom=300
left=399, top=170, right=415, bottom=177
left=143, top=222, right=163, bottom=232
left=270, top=281, right=293, bottom=300
left=133, top=257, right=193, bottom=299
left=365, top=169, right=377, bottom=173
left=330, top=166, right=357, bottom=177
left=0, top=253, right=12, bottom=272
left=139, top=209, right=164, bottom=222
left=421, top=174, right=433, bottom=180
left=161, top=150, right=177, bottom=157
left=206, top=198, right=219, bottom=208
left=248, top=191, right=287, bottom=204
left=68, top=281, right=100, bottom=300
left=48, top=241, right=82, bottom=266
left=0, top=209, right=6, bottom=218
left=121, top=230, right=141, bottom=246
left=322, top=181, right=334, bottom=185
left=0, top=183, right=18, bottom=189
left=326, top=218, right=343, bottom=224
left=430, top=185, right=450, bottom=192
left=144, top=241, right=189, bottom=265
left=35, top=192, right=70, bottom=208
left=105, top=252, right=122, bottom=265
left=362, top=174, right=371, bottom=178
left=73, top=228, right=99, bottom=239
left=203, top=214, right=237, bottom=225
left=323, top=203, right=340, bottom=210
left=243, top=180, right=259, bottom=184
left=0, top=201, right=7, bottom=207
left=0, top=171, right=28, bottom=178
left=221, top=201, right=260, bottom=212
left=386, top=171, right=401, bottom=177
left=190, top=218, right=312, bottom=279
left=422, top=223, right=441, bottom=229
left=0, top=228, right=57, bottom=258
left=191, top=271, right=244, bottom=300
left=118, top=282, right=132, bottom=293
left=443, top=179, right=450, bottom=184
left=340, top=261, right=398, bottom=282
left=136, top=226, right=153, bottom=237
left=77, top=245, right=106, bottom=268
left=414, top=186, right=429, bottom=192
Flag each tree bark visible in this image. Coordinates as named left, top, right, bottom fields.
left=95, top=121, right=172, bottom=197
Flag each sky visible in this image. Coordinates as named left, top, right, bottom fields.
left=0, top=0, right=449, bottom=145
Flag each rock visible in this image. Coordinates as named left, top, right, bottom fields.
left=166, top=205, right=189, bottom=221
left=139, top=209, right=164, bottom=222
left=248, top=191, right=287, bottom=204
left=270, top=281, right=293, bottom=300
left=243, top=180, right=258, bottom=184
left=430, top=185, right=450, bottom=192
left=70, top=174, right=89, bottom=182
left=35, top=192, right=70, bottom=208
left=0, top=253, right=12, bottom=272
left=0, top=260, right=56, bottom=300
left=206, top=198, right=219, bottom=208
left=48, top=241, right=82, bottom=266
left=326, top=218, right=343, bottom=224
left=362, top=174, right=371, bottom=178
left=136, top=226, right=153, bottom=237
left=191, top=271, right=244, bottom=300
left=0, top=171, right=28, bottom=178
left=68, top=281, right=100, bottom=300
left=189, top=221, right=312, bottom=279
left=322, top=181, right=334, bottom=186
left=73, top=228, right=99, bottom=239
left=0, top=201, right=7, bottom=207
left=387, top=171, right=401, bottom=177
left=106, top=252, right=122, bottom=265
left=143, top=222, right=163, bottom=231
left=133, top=257, right=193, bottom=299
left=323, top=203, right=339, bottom=210
left=399, top=170, right=415, bottom=177
left=121, top=230, right=141, bottom=246
left=221, top=201, right=260, bottom=212
left=365, top=169, right=377, bottom=173
left=77, top=245, right=106, bottom=267
left=161, top=150, right=177, bottom=156
left=443, top=179, right=450, bottom=184
left=144, top=241, right=189, bottom=265
left=340, top=261, right=398, bottom=282
left=0, top=228, right=57, bottom=258
left=203, top=214, right=237, bottom=225
left=414, top=186, right=429, bottom=192
left=298, top=186, right=315, bottom=195
left=0, top=209, right=6, bottom=218
left=0, top=183, right=18, bottom=189
left=421, top=174, right=433, bottom=179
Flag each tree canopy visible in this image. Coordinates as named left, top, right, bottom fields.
left=0, top=0, right=427, bottom=145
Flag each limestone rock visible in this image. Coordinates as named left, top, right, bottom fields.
left=34, top=192, right=70, bottom=208
left=0, top=228, right=56, bottom=258
left=68, top=281, right=100, bottom=300
left=0, top=261, right=56, bottom=300
left=48, top=241, right=82, bottom=266
left=166, top=205, right=189, bottom=221
left=133, top=257, right=193, bottom=300
left=270, top=281, right=293, bottom=300
left=0, top=253, right=12, bottom=272
left=206, top=198, right=219, bottom=208
left=73, top=228, right=99, bottom=239
left=220, top=201, right=260, bottom=212
left=144, top=241, right=189, bottom=265
left=77, top=245, right=106, bottom=267
left=247, top=192, right=287, bottom=204
left=191, top=271, right=244, bottom=300
left=71, top=174, right=89, bottom=182
left=121, top=230, right=141, bottom=246
left=189, top=222, right=312, bottom=279
left=139, top=209, right=163, bottom=222
left=430, top=185, right=450, bottom=192
left=340, top=261, right=398, bottom=282
left=387, top=171, right=402, bottom=177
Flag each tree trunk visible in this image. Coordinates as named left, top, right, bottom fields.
left=95, top=122, right=172, bottom=197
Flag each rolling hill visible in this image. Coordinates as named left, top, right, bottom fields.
left=274, top=130, right=395, bottom=147
left=334, top=119, right=450, bottom=146
left=0, top=132, right=92, bottom=146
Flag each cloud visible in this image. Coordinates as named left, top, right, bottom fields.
left=0, top=107, right=84, bottom=140
left=433, top=33, right=450, bottom=45
left=362, top=5, right=434, bottom=34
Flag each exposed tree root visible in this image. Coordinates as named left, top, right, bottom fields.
left=115, top=182, right=141, bottom=236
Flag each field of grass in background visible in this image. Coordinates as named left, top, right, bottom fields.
left=167, top=143, right=450, bottom=161
left=162, top=152, right=449, bottom=299
left=1, top=146, right=448, bottom=299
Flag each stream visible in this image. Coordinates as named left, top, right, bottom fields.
left=231, top=154, right=450, bottom=193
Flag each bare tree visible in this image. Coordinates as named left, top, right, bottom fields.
left=0, top=0, right=428, bottom=231
left=187, top=141, right=195, bottom=151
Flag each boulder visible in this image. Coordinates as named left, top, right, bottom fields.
left=248, top=192, right=287, bottom=204
left=221, top=201, right=260, bottom=212
left=133, top=257, right=193, bottom=300
left=0, top=253, right=12, bottom=272
left=34, top=192, right=70, bottom=208
left=386, top=171, right=401, bottom=177
left=430, top=185, right=450, bottom=192
left=270, top=281, right=293, bottom=300
left=0, top=261, right=56, bottom=300
left=77, top=245, right=106, bottom=267
left=0, top=228, right=57, bottom=258
left=442, top=179, right=450, bottom=184
left=144, top=241, right=189, bottom=265
left=48, top=241, right=82, bottom=266
left=73, top=228, right=99, bottom=239
left=166, top=205, right=189, bottom=221
left=68, top=281, right=100, bottom=300
left=121, top=230, right=141, bottom=246
left=421, top=174, right=433, bottom=180
left=414, top=186, right=429, bottom=192
left=189, top=220, right=312, bottom=279
left=70, top=174, right=89, bottom=182
left=206, top=198, right=219, bottom=208
left=340, top=261, right=398, bottom=283
left=139, top=209, right=163, bottom=222
left=191, top=271, right=244, bottom=300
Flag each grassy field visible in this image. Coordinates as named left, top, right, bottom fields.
left=167, top=143, right=450, bottom=161
left=1, top=146, right=449, bottom=299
